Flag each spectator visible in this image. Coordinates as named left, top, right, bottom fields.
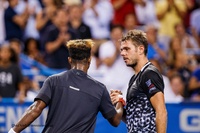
left=0, top=45, right=25, bottom=102
left=4, top=0, right=29, bottom=41
left=15, top=0, right=42, bottom=39
left=111, top=0, right=136, bottom=26
left=188, top=66, right=200, bottom=101
left=123, top=13, right=139, bottom=33
left=166, top=36, right=197, bottom=97
left=68, top=4, right=92, bottom=39
left=98, top=25, right=134, bottom=98
left=145, top=24, right=167, bottom=62
left=9, top=38, right=43, bottom=102
left=82, top=0, right=113, bottom=40
left=174, top=22, right=199, bottom=50
left=155, top=0, right=187, bottom=38
left=35, top=0, right=63, bottom=51
left=44, top=8, right=77, bottom=69
left=9, top=38, right=37, bottom=70
left=9, top=38, right=45, bottom=99
left=24, top=38, right=46, bottom=65
left=167, top=36, right=198, bottom=74
left=133, top=0, right=159, bottom=26
left=167, top=73, right=185, bottom=103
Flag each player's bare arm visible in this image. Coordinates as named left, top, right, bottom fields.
left=150, top=92, right=167, bottom=133
left=108, top=101, right=124, bottom=127
left=110, top=90, right=126, bottom=123
left=12, top=100, right=46, bottom=132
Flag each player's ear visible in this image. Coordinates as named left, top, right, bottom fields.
left=138, top=45, right=144, bottom=55
left=68, top=57, right=72, bottom=64
left=88, top=57, right=91, bottom=65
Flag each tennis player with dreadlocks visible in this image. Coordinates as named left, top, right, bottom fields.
left=9, top=39, right=124, bottom=133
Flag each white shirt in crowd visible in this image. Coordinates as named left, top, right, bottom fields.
left=82, top=0, right=113, bottom=39
left=134, top=0, right=160, bottom=27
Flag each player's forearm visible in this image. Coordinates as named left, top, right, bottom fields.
left=156, top=110, right=167, bottom=133
left=121, top=108, right=126, bottom=123
left=12, top=102, right=43, bottom=132
left=113, top=102, right=124, bottom=126
left=116, top=102, right=124, bottom=118
left=109, top=92, right=124, bottom=126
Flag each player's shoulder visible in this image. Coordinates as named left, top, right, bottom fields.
left=87, top=75, right=107, bottom=89
left=142, top=63, right=162, bottom=77
left=47, top=70, right=68, bottom=82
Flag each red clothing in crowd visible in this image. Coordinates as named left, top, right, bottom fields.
left=111, top=0, right=136, bottom=26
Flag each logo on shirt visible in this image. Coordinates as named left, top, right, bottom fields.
left=145, top=79, right=151, bottom=87
left=145, top=79, right=156, bottom=93
left=69, top=86, right=80, bottom=91
left=0, top=72, right=12, bottom=86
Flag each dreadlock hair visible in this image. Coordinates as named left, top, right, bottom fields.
left=66, top=39, right=94, bottom=64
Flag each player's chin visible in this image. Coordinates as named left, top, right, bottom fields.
left=126, top=62, right=134, bottom=67
left=125, top=62, right=131, bottom=66
left=123, top=59, right=129, bottom=64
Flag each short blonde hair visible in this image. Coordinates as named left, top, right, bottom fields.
left=121, top=29, right=148, bottom=55
left=66, top=39, right=94, bottom=60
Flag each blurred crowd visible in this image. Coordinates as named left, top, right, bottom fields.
left=0, top=0, right=200, bottom=103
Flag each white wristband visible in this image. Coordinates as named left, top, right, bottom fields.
left=118, top=94, right=123, bottom=98
left=8, top=128, right=16, bottom=133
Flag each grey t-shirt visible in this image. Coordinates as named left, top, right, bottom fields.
left=35, top=69, right=116, bottom=133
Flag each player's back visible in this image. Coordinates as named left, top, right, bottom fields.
left=42, top=69, right=108, bottom=133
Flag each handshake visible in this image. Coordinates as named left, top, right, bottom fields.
left=110, top=90, right=126, bottom=107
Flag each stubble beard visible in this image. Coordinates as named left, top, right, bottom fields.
left=127, top=59, right=138, bottom=69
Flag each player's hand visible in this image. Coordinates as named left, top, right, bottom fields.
left=110, top=90, right=123, bottom=105
left=110, top=89, right=122, bottom=95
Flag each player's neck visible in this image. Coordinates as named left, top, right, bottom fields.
left=71, top=64, right=88, bottom=73
left=134, top=58, right=149, bottom=75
